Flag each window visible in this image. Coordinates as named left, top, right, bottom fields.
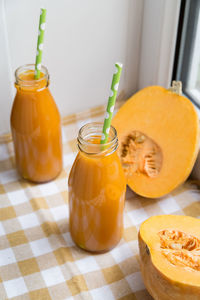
left=173, top=0, right=200, bottom=107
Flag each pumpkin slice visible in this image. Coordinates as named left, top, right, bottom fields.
left=112, top=83, right=200, bottom=198
left=139, top=215, right=200, bottom=300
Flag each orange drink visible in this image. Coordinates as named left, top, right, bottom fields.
left=10, top=64, right=62, bottom=183
left=68, top=123, right=126, bottom=252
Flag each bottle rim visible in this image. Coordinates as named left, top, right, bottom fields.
left=77, top=122, right=118, bottom=156
left=15, top=64, right=49, bottom=87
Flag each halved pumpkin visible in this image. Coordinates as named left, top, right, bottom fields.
left=112, top=83, right=200, bottom=198
left=139, top=215, right=200, bottom=300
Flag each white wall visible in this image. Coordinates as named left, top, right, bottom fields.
left=0, top=0, right=144, bottom=134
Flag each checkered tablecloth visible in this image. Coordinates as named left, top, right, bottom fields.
left=0, top=103, right=200, bottom=300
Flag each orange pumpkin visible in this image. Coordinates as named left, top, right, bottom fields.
left=112, top=83, right=200, bottom=198
left=139, top=215, right=200, bottom=300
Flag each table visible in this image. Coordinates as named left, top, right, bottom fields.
left=0, top=103, right=199, bottom=300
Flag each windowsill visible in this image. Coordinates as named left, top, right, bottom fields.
left=183, top=89, right=200, bottom=118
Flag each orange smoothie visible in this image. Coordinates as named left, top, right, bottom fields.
left=10, top=64, right=62, bottom=183
left=68, top=123, right=126, bottom=252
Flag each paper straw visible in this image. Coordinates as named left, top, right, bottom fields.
left=34, top=8, right=47, bottom=79
left=101, top=62, right=123, bottom=144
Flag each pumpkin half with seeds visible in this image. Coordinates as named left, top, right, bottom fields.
left=112, top=84, right=200, bottom=198
left=139, top=215, right=200, bottom=300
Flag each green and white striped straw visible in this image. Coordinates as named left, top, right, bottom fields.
left=34, top=8, right=47, bottom=79
left=101, top=62, right=123, bottom=144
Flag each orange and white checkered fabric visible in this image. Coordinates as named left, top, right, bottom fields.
left=0, top=103, right=199, bottom=300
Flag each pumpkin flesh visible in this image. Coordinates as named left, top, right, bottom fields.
left=139, top=215, right=200, bottom=300
left=112, top=86, right=200, bottom=198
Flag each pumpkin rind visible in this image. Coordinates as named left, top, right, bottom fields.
left=112, top=86, right=200, bottom=198
left=139, top=215, right=200, bottom=300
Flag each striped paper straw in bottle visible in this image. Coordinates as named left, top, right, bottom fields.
left=101, top=62, right=123, bottom=144
left=34, top=8, right=47, bottom=79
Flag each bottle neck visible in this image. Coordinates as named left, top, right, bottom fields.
left=77, top=122, right=118, bottom=157
left=15, top=64, right=49, bottom=92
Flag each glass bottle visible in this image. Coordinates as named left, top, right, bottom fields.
left=68, top=122, right=126, bottom=252
left=10, top=64, right=62, bottom=183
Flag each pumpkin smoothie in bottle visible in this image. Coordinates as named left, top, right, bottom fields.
left=10, top=64, right=62, bottom=182
left=68, top=123, right=126, bottom=252
left=69, top=63, right=124, bottom=252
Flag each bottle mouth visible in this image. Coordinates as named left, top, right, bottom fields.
left=77, top=122, right=118, bottom=156
left=15, top=64, right=49, bottom=88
